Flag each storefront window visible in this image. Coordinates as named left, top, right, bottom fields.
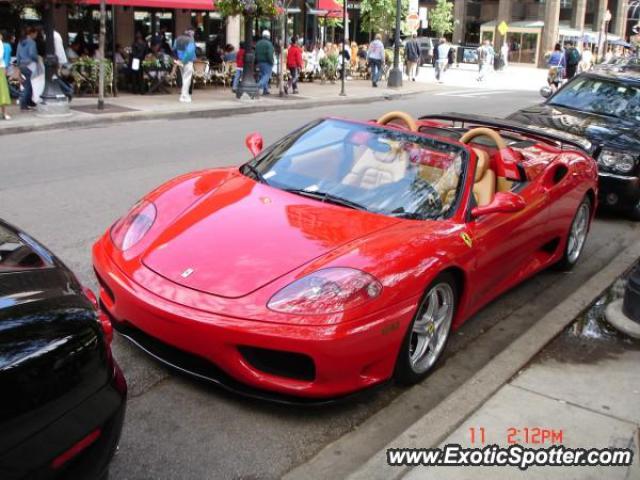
left=481, top=30, right=494, bottom=43
left=134, top=10, right=174, bottom=41
left=506, top=32, right=538, bottom=64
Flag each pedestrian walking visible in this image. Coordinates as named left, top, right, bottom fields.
left=255, top=30, right=274, bottom=95
left=579, top=44, right=593, bottom=73
left=367, top=34, right=385, bottom=87
left=476, top=39, right=494, bottom=82
left=16, top=27, right=39, bottom=111
left=564, top=41, right=580, bottom=80
left=434, top=38, right=449, bottom=83
left=285, top=36, right=303, bottom=94
left=546, top=43, right=566, bottom=92
left=174, top=28, right=196, bottom=103
left=501, top=42, right=509, bottom=69
left=404, top=33, right=421, bottom=81
left=0, top=31, right=11, bottom=120
left=232, top=42, right=245, bottom=93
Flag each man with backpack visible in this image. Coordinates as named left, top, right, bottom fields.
left=476, top=39, right=494, bottom=82
left=174, top=28, right=196, bottom=103
left=564, top=41, right=580, bottom=80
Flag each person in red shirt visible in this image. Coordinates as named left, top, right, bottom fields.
left=232, top=42, right=245, bottom=93
left=285, top=36, right=303, bottom=94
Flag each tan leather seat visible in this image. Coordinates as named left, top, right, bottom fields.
left=343, top=143, right=408, bottom=189
left=472, top=148, right=496, bottom=207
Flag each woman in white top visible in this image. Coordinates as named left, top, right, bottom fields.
left=0, top=31, right=11, bottom=120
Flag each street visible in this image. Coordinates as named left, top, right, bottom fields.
left=2, top=88, right=639, bottom=480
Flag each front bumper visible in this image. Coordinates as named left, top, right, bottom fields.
left=598, top=172, right=640, bottom=210
left=0, top=363, right=127, bottom=480
left=93, top=240, right=416, bottom=401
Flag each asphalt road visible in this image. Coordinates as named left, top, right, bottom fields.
left=2, top=87, right=638, bottom=480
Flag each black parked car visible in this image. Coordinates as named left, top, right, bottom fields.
left=509, top=69, right=640, bottom=220
left=0, top=220, right=126, bottom=479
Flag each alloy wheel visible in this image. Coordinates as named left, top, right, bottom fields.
left=409, top=283, right=454, bottom=374
left=567, top=202, right=590, bottom=264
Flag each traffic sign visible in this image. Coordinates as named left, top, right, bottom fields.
left=498, top=21, right=508, bottom=36
left=407, top=13, right=420, bottom=33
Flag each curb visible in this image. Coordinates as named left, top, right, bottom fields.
left=284, top=240, right=640, bottom=480
left=0, top=89, right=424, bottom=137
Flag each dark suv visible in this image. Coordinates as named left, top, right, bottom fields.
left=509, top=69, right=640, bottom=220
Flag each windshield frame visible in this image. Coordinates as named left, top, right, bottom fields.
left=241, top=118, right=472, bottom=221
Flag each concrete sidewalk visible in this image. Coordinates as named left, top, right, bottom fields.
left=414, top=63, right=549, bottom=91
left=343, top=254, right=640, bottom=480
left=0, top=79, right=430, bottom=136
left=325, top=242, right=640, bottom=480
left=0, top=64, right=547, bottom=136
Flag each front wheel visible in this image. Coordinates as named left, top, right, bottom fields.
left=556, top=196, right=591, bottom=271
left=394, top=273, right=457, bottom=385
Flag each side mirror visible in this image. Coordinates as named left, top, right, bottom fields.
left=539, top=86, right=553, bottom=99
left=471, top=192, right=526, bottom=219
left=245, top=132, right=264, bottom=158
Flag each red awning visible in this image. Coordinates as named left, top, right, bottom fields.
left=82, top=0, right=214, bottom=10
left=316, top=0, right=342, bottom=17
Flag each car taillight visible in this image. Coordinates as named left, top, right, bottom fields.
left=51, top=428, right=101, bottom=470
left=267, top=267, right=382, bottom=315
left=84, top=287, right=113, bottom=345
left=110, top=200, right=156, bottom=251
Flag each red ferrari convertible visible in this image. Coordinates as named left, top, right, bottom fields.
left=93, top=111, right=598, bottom=402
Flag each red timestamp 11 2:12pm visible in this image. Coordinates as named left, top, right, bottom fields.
left=468, top=427, right=564, bottom=445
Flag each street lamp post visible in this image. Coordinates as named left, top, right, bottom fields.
left=387, top=0, right=402, bottom=88
left=340, top=0, right=348, bottom=96
left=236, top=0, right=260, bottom=99
left=37, top=0, right=70, bottom=116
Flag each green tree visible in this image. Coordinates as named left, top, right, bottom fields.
left=359, top=0, right=409, bottom=39
left=216, top=0, right=277, bottom=18
left=429, top=0, right=454, bottom=38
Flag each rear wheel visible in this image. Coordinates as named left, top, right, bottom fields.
left=394, top=273, right=457, bottom=385
left=556, top=196, right=591, bottom=271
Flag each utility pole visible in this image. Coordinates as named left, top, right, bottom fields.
left=98, top=0, right=106, bottom=110
left=340, top=0, right=348, bottom=96
left=387, top=0, right=403, bottom=88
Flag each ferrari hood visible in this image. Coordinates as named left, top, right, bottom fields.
left=142, top=174, right=399, bottom=298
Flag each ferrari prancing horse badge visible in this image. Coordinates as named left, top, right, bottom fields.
left=461, top=232, right=473, bottom=248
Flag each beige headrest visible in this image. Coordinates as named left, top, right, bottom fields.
left=473, top=148, right=490, bottom=182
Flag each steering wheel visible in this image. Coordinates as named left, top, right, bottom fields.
left=376, top=111, right=419, bottom=132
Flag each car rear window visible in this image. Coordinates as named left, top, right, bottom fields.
left=0, top=224, right=54, bottom=272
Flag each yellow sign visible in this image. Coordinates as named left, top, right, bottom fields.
left=461, top=232, right=473, bottom=248
left=498, top=21, right=509, bottom=36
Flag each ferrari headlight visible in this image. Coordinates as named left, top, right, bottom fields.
left=110, top=200, right=157, bottom=251
left=598, top=149, right=637, bottom=174
left=267, top=268, right=382, bottom=315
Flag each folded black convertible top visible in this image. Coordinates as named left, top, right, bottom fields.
left=419, top=112, right=593, bottom=153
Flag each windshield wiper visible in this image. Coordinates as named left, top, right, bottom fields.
left=284, top=188, right=369, bottom=211
left=241, top=163, right=268, bottom=184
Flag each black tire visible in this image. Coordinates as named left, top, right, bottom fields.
left=629, top=199, right=640, bottom=222
left=556, top=196, right=592, bottom=271
left=394, top=272, right=457, bottom=386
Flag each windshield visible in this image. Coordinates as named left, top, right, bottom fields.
left=549, top=76, right=640, bottom=123
left=244, top=119, right=467, bottom=220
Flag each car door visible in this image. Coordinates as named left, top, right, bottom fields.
left=464, top=181, right=550, bottom=310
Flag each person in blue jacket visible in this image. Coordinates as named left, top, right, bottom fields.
left=174, top=28, right=196, bottom=103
